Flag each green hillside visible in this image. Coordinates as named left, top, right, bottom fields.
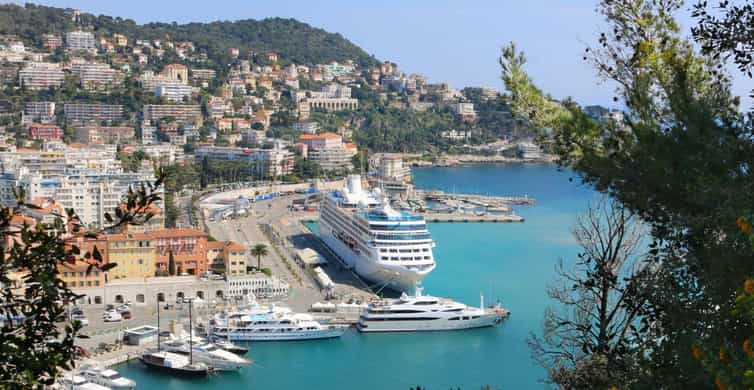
left=0, top=3, right=379, bottom=67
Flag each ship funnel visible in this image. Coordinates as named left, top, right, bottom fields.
left=347, top=175, right=363, bottom=195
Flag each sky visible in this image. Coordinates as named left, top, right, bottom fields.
left=6, top=0, right=752, bottom=107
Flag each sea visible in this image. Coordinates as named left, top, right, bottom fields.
left=117, top=163, right=598, bottom=389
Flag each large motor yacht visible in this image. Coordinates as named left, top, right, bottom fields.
left=319, top=175, right=436, bottom=292
left=161, top=337, right=252, bottom=371
left=211, top=302, right=346, bottom=341
left=357, top=287, right=509, bottom=332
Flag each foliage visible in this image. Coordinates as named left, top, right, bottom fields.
left=529, top=200, right=653, bottom=388
left=0, top=3, right=379, bottom=68
left=502, top=0, right=753, bottom=387
left=0, top=171, right=164, bottom=388
left=168, top=250, right=175, bottom=276
left=250, top=243, right=269, bottom=270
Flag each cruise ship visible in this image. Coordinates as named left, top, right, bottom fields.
left=357, top=287, right=509, bottom=332
left=319, top=175, right=436, bottom=292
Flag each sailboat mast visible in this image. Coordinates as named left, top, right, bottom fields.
left=189, top=299, right=193, bottom=365
left=156, top=298, right=161, bottom=351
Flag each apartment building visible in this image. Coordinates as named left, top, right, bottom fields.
left=27, top=123, right=64, bottom=141
left=112, top=33, right=128, bottom=47
left=299, top=133, right=357, bottom=172
left=19, top=62, right=65, bottom=90
left=191, top=68, right=216, bottom=83
left=23, top=101, right=55, bottom=123
left=42, top=34, right=63, bottom=51
left=194, top=145, right=294, bottom=177
left=155, top=82, right=193, bottom=102
left=162, top=64, right=188, bottom=83
left=454, top=102, right=477, bottom=121
left=106, top=232, right=155, bottom=280
left=65, top=30, right=96, bottom=51
left=207, top=241, right=247, bottom=276
left=151, top=229, right=209, bottom=276
left=73, top=126, right=135, bottom=144
left=63, top=103, right=124, bottom=124
left=142, top=104, right=202, bottom=126
left=71, top=62, right=122, bottom=90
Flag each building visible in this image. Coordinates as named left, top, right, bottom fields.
left=19, top=62, right=65, bottom=90
left=142, top=104, right=202, bottom=126
left=64, top=103, right=124, bottom=124
left=517, top=142, right=544, bottom=160
left=454, top=103, right=477, bottom=121
left=65, top=30, right=96, bottom=51
left=140, top=121, right=156, bottom=144
left=71, top=62, right=121, bottom=90
left=479, top=86, right=499, bottom=101
left=42, top=34, right=63, bottom=51
left=294, top=121, right=319, bottom=135
left=106, top=232, right=155, bottom=280
left=28, top=123, right=63, bottom=141
left=161, top=64, right=189, bottom=83
left=112, top=33, right=128, bottom=47
left=194, top=145, right=294, bottom=177
left=59, top=261, right=105, bottom=290
left=207, top=241, right=247, bottom=276
left=74, top=126, right=135, bottom=144
left=378, top=156, right=410, bottom=181
left=191, top=68, right=216, bottom=83
left=299, top=133, right=356, bottom=172
left=23, top=101, right=55, bottom=123
left=150, top=229, right=209, bottom=276
left=155, top=82, right=193, bottom=103
left=440, top=129, right=470, bottom=141
left=307, top=97, right=358, bottom=112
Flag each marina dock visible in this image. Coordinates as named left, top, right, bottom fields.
left=414, top=189, right=535, bottom=206
left=421, top=213, right=524, bottom=223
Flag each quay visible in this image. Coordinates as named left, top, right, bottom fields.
left=415, top=189, right=536, bottom=206
left=422, top=213, right=524, bottom=223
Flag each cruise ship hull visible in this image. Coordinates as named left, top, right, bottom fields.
left=357, top=312, right=506, bottom=332
left=319, top=225, right=432, bottom=293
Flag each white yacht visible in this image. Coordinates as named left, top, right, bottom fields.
left=78, top=363, right=135, bottom=389
left=55, top=374, right=112, bottom=390
left=357, top=287, right=509, bottom=332
left=319, top=175, right=436, bottom=292
left=161, top=336, right=252, bottom=371
left=211, top=303, right=346, bottom=341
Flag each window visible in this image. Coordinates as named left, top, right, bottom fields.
left=78, top=281, right=84, bottom=287
left=95, top=281, right=100, bottom=286
left=86, top=281, right=92, bottom=287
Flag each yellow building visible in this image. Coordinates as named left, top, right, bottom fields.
left=106, top=232, right=154, bottom=279
left=59, top=262, right=105, bottom=289
left=207, top=241, right=247, bottom=276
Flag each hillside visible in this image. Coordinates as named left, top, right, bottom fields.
left=0, top=3, right=379, bottom=67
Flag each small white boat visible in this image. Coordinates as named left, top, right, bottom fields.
left=56, top=374, right=112, bottom=390
left=162, top=337, right=252, bottom=371
left=78, top=363, right=135, bottom=389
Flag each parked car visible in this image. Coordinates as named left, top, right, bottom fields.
left=116, top=305, right=130, bottom=313
left=102, top=310, right=122, bottom=322
left=120, top=310, right=132, bottom=320
left=71, top=314, right=89, bottom=327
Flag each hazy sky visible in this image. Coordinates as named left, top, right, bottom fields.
left=7, top=1, right=752, bottom=106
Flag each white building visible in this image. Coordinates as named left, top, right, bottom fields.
left=155, top=82, right=194, bottom=103
left=65, top=30, right=96, bottom=51
left=19, top=62, right=65, bottom=90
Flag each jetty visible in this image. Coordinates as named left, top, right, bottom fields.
left=421, top=212, right=524, bottom=223
left=414, top=189, right=536, bottom=206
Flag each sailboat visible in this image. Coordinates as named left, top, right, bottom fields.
left=140, top=299, right=213, bottom=377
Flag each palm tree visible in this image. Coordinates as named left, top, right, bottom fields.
left=250, top=243, right=269, bottom=270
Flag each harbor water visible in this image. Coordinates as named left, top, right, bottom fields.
left=117, top=163, right=597, bottom=389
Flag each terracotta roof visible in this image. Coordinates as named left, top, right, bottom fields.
left=225, top=241, right=245, bottom=251
left=105, top=232, right=152, bottom=241
left=148, top=228, right=207, bottom=239
left=207, top=241, right=225, bottom=250
left=207, top=240, right=244, bottom=251
left=344, top=142, right=357, bottom=149
left=300, top=132, right=340, bottom=140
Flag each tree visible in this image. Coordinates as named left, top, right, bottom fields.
left=250, top=243, right=269, bottom=270
left=502, top=0, right=751, bottom=387
left=168, top=250, right=176, bottom=276
left=0, top=171, right=164, bottom=387
left=529, top=200, right=654, bottom=388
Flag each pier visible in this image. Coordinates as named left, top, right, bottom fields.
left=415, top=189, right=536, bottom=206
left=421, top=213, right=524, bottom=223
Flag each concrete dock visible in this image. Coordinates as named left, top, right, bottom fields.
left=415, top=189, right=536, bottom=206
left=421, top=213, right=524, bottom=223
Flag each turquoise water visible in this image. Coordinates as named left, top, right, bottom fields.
left=117, top=163, right=596, bottom=389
